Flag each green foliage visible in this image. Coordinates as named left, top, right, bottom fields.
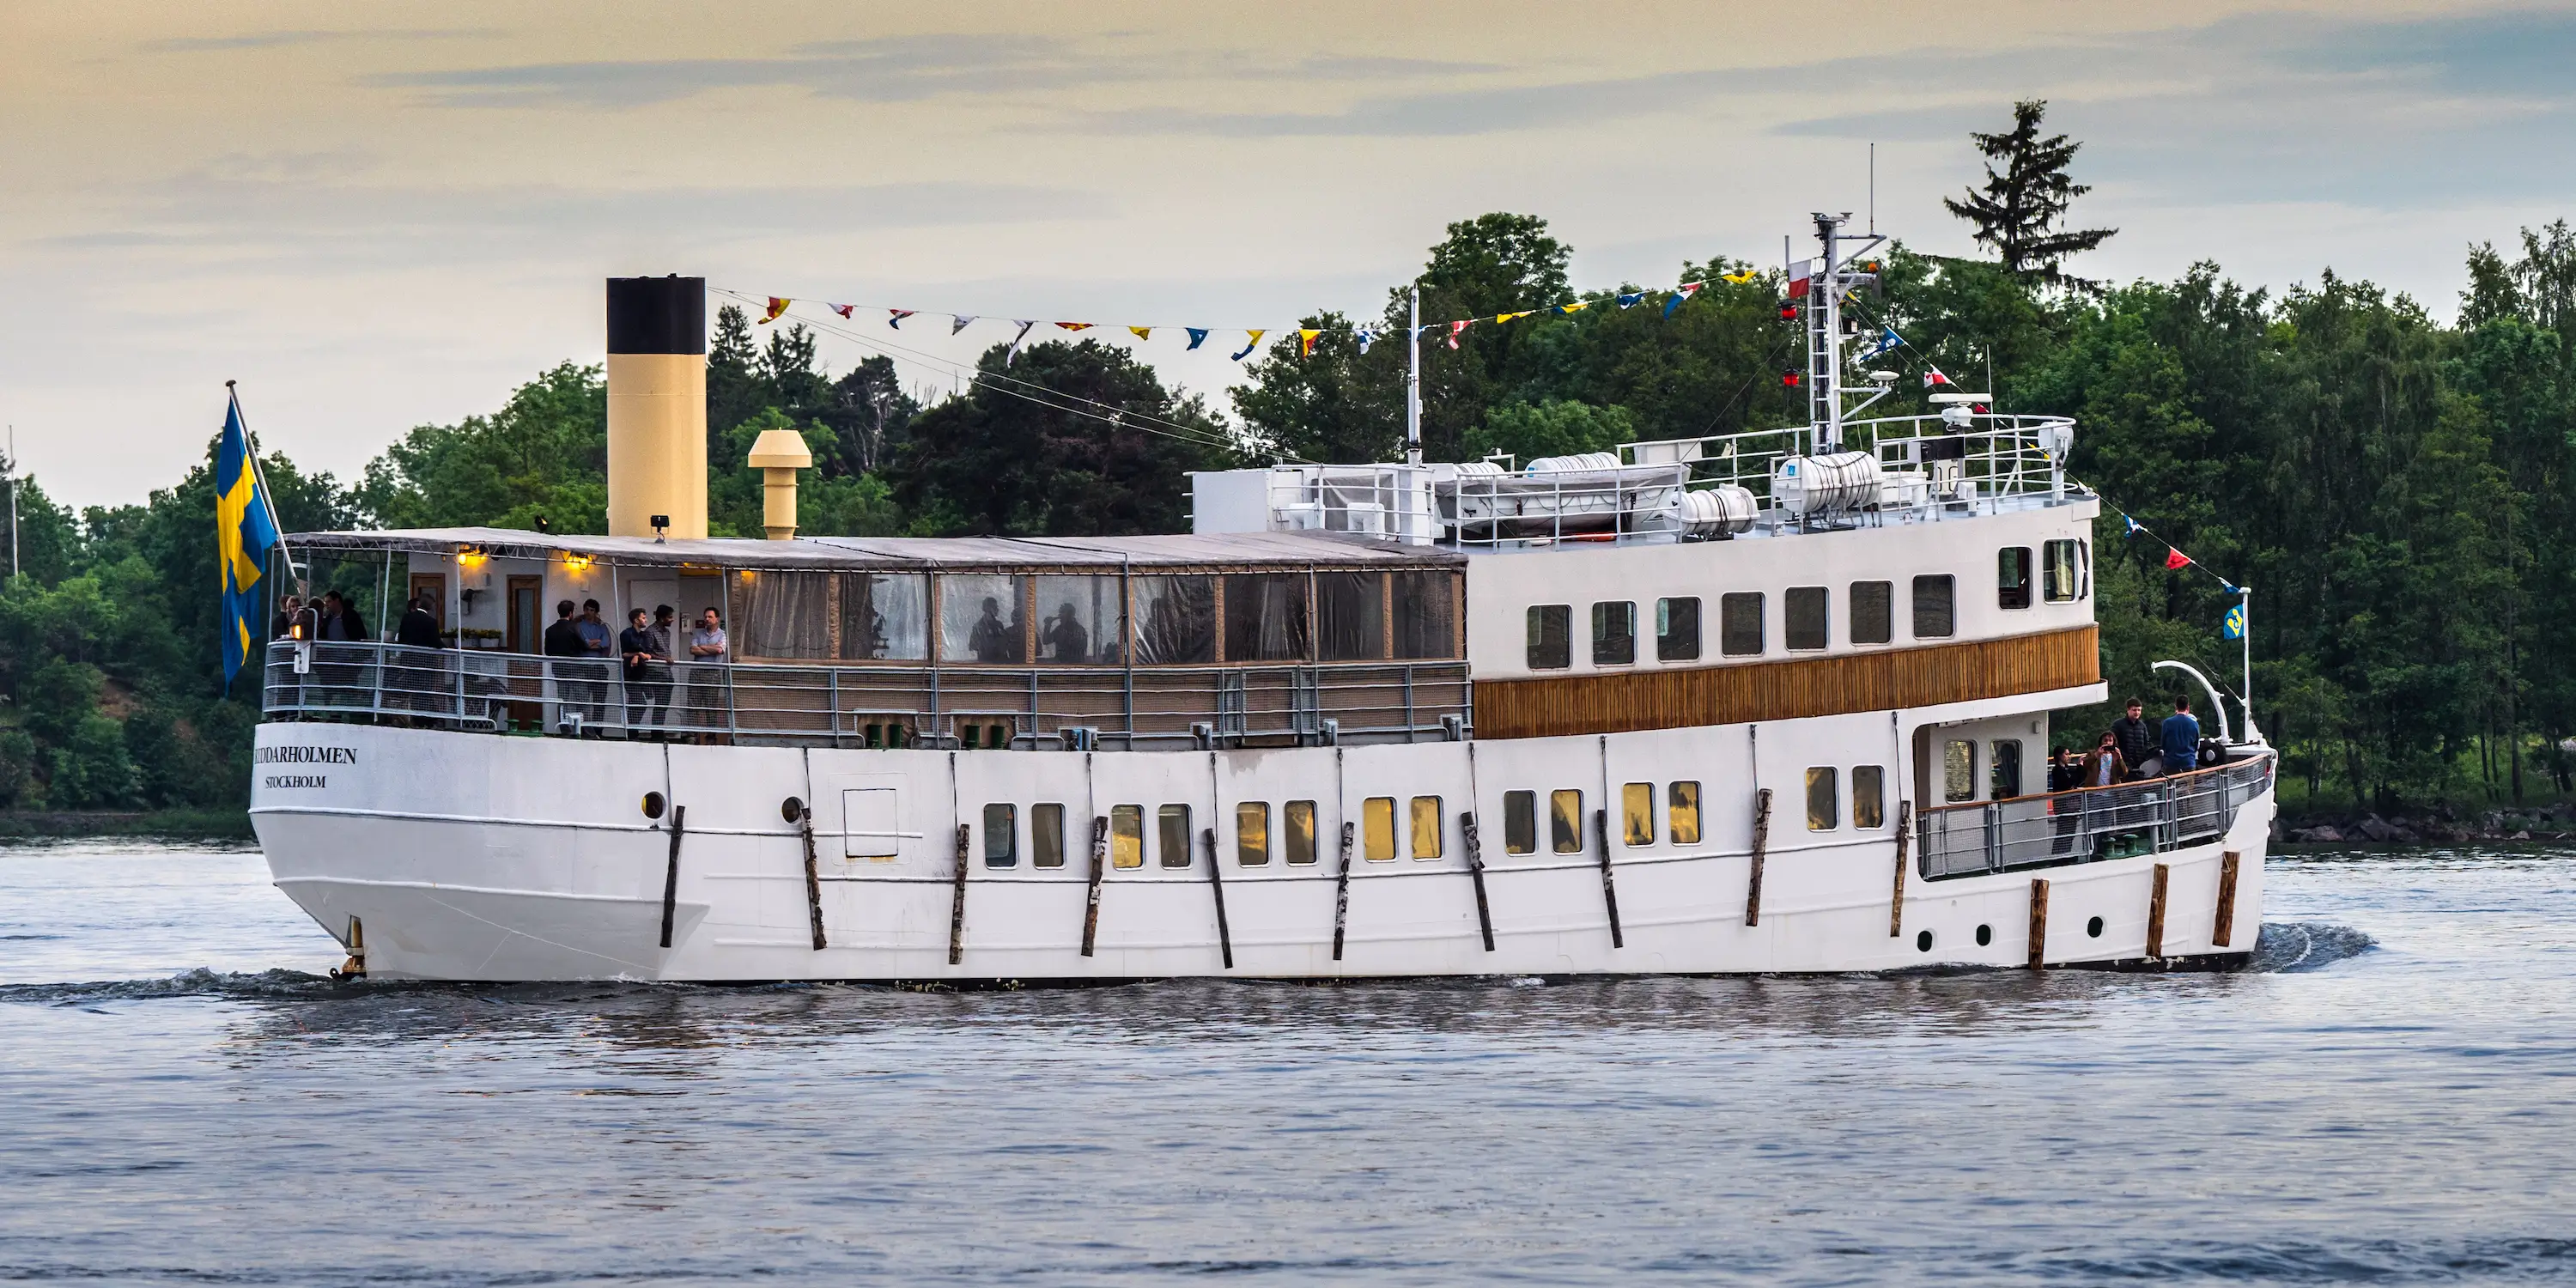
left=1461, top=399, right=1636, bottom=465
left=1941, top=99, right=2117, bottom=287
left=359, top=361, right=609, bottom=533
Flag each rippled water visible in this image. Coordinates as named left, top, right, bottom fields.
left=3, top=841, right=2573, bottom=1285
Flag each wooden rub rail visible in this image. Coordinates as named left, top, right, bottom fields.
left=1475, top=627, right=2100, bottom=739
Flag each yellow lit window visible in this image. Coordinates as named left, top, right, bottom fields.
left=1410, top=796, right=1443, bottom=860
left=1668, top=781, right=1701, bottom=844
left=1551, top=789, right=1584, bottom=854
left=1363, top=796, right=1396, bottom=861
left=1285, top=800, right=1317, bottom=865
left=1805, top=768, right=1839, bottom=831
left=1622, top=782, right=1655, bottom=847
left=1852, top=766, right=1886, bottom=829
left=1236, top=802, right=1270, bottom=866
left=1110, top=805, right=1143, bottom=869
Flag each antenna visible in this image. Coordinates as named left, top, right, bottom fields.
left=1868, top=143, right=1876, bottom=234
left=1405, top=285, right=1422, bottom=467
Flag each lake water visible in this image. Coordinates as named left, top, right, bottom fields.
left=2, top=841, right=2571, bottom=1285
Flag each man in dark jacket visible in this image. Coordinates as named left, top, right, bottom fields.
left=397, top=592, right=443, bottom=649
left=2109, top=698, right=2158, bottom=778
left=2160, top=697, right=2202, bottom=777
left=620, top=607, right=671, bottom=738
left=392, top=592, right=446, bottom=721
left=542, top=598, right=597, bottom=733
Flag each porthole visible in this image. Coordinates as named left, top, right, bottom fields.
left=781, top=796, right=805, bottom=823
left=2087, top=915, right=2105, bottom=939
left=1916, top=929, right=1933, bottom=952
left=1975, top=923, right=1993, bottom=947
left=641, top=791, right=666, bottom=819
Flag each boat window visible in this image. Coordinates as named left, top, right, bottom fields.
left=1997, top=547, right=2033, bottom=611
left=982, top=803, right=1017, bottom=867
left=1503, top=790, right=1537, bottom=854
left=1850, top=580, right=1893, bottom=645
left=1392, top=571, right=1459, bottom=660
left=1592, top=601, right=1637, bottom=665
left=1224, top=573, right=1309, bottom=662
left=1656, top=597, right=1701, bottom=661
left=1913, top=574, right=1956, bottom=639
left=1110, top=805, right=1144, bottom=869
left=1158, top=804, right=1194, bottom=868
left=1943, top=740, right=1976, bottom=802
left=1622, top=782, right=1655, bottom=846
left=1852, top=766, right=1885, bottom=829
left=1363, top=796, right=1397, bottom=861
left=1284, top=800, right=1318, bottom=865
left=839, top=573, right=928, bottom=661
left=1236, top=802, right=1270, bottom=866
left=1785, top=586, right=1828, bottom=652
left=1318, top=571, right=1387, bottom=661
left=1033, top=574, right=1121, bottom=665
left=940, top=574, right=1028, bottom=664
left=733, top=570, right=832, bottom=659
left=1032, top=803, right=1066, bottom=868
left=1668, top=781, right=1702, bottom=844
left=1805, top=767, right=1839, bottom=830
left=1527, top=605, right=1571, bottom=669
left=1410, top=796, right=1443, bottom=860
left=1721, top=592, right=1764, bottom=656
left=1550, top=789, right=1584, bottom=854
left=1990, top=740, right=2023, bottom=799
left=2043, top=539, right=2082, bottom=603
left=1133, top=574, right=1216, bottom=664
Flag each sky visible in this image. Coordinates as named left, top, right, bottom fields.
left=5, top=0, right=2575, bottom=511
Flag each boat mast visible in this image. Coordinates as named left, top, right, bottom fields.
left=1406, top=285, right=1422, bottom=466
left=1810, top=213, right=1844, bottom=452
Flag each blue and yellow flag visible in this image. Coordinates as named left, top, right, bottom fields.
left=2221, top=602, right=2245, bottom=641
left=216, top=392, right=281, bottom=689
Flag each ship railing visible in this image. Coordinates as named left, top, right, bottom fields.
left=1620, top=410, right=2076, bottom=526
left=1915, top=752, right=2275, bottom=880
left=1433, top=462, right=1693, bottom=550
left=258, top=640, right=1469, bottom=750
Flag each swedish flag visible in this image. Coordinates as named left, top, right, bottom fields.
left=216, top=392, right=281, bottom=689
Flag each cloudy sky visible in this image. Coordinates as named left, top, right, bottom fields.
left=5, top=1, right=2573, bottom=509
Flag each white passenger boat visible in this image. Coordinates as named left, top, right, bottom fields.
left=252, top=216, right=2274, bottom=981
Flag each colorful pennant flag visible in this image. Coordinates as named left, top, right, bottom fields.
left=2222, top=603, right=2246, bottom=641
left=1448, top=319, right=1472, bottom=349
left=1551, top=301, right=1590, bottom=316
left=829, top=304, right=856, bottom=319
left=951, top=315, right=975, bottom=334
left=889, top=309, right=916, bottom=329
left=2123, top=514, right=2143, bottom=538
left=1057, top=322, right=1093, bottom=332
left=1860, top=326, right=1905, bottom=361
left=1186, top=328, right=1210, bottom=350
left=1129, top=326, right=1153, bottom=341
left=2165, top=548, right=2194, bottom=570
left=761, top=298, right=790, bottom=324
left=1230, top=330, right=1265, bottom=361
left=1298, top=329, right=1321, bottom=357
left=1786, top=258, right=1815, bottom=297
left=1005, top=319, right=1036, bottom=365
left=1663, top=283, right=1703, bottom=319
left=1924, top=370, right=1953, bottom=390
left=1356, top=327, right=1377, bottom=354
left=1494, top=311, right=1531, bottom=325
left=1721, top=270, right=1759, bottom=284
left=1616, top=292, right=1644, bottom=310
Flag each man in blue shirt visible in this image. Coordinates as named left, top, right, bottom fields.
left=2160, top=696, right=2202, bottom=776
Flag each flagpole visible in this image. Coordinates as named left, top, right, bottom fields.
left=228, top=382, right=304, bottom=584
left=1405, top=286, right=1422, bottom=466
left=2239, top=585, right=2254, bottom=741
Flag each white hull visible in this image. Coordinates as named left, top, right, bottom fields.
left=253, top=708, right=2269, bottom=981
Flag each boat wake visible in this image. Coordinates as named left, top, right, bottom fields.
left=2247, top=920, right=2377, bottom=973
left=0, top=967, right=346, bottom=1005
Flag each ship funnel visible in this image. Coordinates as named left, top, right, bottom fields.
left=605, top=276, right=708, bottom=539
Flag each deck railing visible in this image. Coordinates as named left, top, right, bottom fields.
left=1624, top=410, right=2075, bottom=523
left=259, top=640, right=1468, bottom=750
left=1916, top=753, right=2274, bottom=879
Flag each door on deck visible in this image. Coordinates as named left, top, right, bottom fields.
left=504, top=574, right=546, bottom=729
left=408, top=573, right=447, bottom=636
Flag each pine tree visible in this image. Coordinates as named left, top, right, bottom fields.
left=1944, top=100, right=2117, bottom=288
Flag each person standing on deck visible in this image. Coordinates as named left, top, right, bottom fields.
left=2160, top=697, right=2202, bottom=778
left=574, top=599, right=612, bottom=732
left=2110, top=698, right=2159, bottom=779
left=687, top=607, right=727, bottom=742
left=543, top=599, right=592, bottom=735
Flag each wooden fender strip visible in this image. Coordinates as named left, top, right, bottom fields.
left=948, top=823, right=970, bottom=966
left=1593, top=807, right=1625, bottom=949
left=2214, top=850, right=2241, bottom=948
left=1745, top=787, right=1773, bottom=928
left=1331, top=821, right=1357, bottom=962
left=658, top=805, right=686, bottom=950
left=1200, top=828, right=1235, bottom=969
left=2146, top=861, right=2171, bottom=959
left=1459, top=811, right=1496, bottom=952
left=1888, top=799, right=1913, bottom=937
left=2027, top=878, right=2050, bottom=969
left=1079, top=815, right=1109, bottom=958
left=799, top=804, right=827, bottom=951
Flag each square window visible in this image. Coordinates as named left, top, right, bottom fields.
left=1852, top=766, right=1886, bottom=829
left=1721, top=592, right=1765, bottom=656
left=1913, top=575, right=1956, bottom=639
left=1031, top=803, right=1066, bottom=868
left=982, top=802, right=1017, bottom=867
left=1236, top=801, right=1271, bottom=866
left=2044, top=538, right=2082, bottom=603
left=1284, top=800, right=1318, bottom=865
left=1363, top=796, right=1397, bottom=861
left=1998, top=547, right=2033, bottom=610
left=1110, top=805, right=1144, bottom=869
left=1668, top=781, right=1702, bottom=845
left=1550, top=789, right=1585, bottom=854
left=1503, top=790, right=1537, bottom=855
left=1943, top=740, right=1976, bottom=803
left=1410, top=796, right=1443, bottom=860
left=1785, top=586, right=1828, bottom=651
left=1656, top=597, right=1701, bottom=661
left=1850, top=580, right=1893, bottom=645
left=1622, top=782, right=1655, bottom=847
left=1393, top=571, right=1459, bottom=660
left=1805, top=767, right=1839, bottom=830
left=1224, top=573, right=1309, bottom=661
left=1158, top=804, right=1194, bottom=868
left=1318, top=571, right=1388, bottom=662
left=1592, top=601, right=1637, bottom=665
left=1527, top=605, right=1571, bottom=669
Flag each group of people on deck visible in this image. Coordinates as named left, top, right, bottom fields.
left=2050, top=696, right=2208, bottom=793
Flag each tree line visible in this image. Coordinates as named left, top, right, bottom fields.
left=3, top=102, right=2571, bottom=815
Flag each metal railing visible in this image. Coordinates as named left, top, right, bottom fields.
left=1623, top=410, right=2076, bottom=524
left=1916, top=752, right=2274, bottom=879
left=259, top=640, right=1469, bottom=750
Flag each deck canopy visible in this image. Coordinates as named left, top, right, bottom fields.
left=286, top=527, right=1463, bottom=572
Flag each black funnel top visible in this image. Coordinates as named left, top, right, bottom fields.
left=606, top=276, right=707, bottom=355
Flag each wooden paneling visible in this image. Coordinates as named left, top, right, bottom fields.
left=1473, top=626, right=2099, bottom=739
